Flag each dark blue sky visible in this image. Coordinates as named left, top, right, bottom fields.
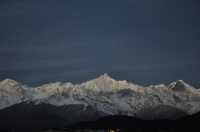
left=0, top=0, right=199, bottom=87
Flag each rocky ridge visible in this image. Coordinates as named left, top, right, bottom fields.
left=0, top=74, right=200, bottom=119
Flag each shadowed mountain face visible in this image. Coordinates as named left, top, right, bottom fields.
left=0, top=102, right=105, bottom=132
left=0, top=74, right=200, bottom=131
left=68, top=111, right=200, bottom=132
left=0, top=102, right=198, bottom=132
left=0, top=103, right=199, bottom=132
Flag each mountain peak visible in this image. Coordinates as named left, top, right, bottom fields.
left=0, top=78, right=19, bottom=86
left=176, top=80, right=186, bottom=84
left=169, top=80, right=195, bottom=92
left=93, top=73, right=115, bottom=83
left=98, top=73, right=113, bottom=80
left=81, top=73, right=126, bottom=92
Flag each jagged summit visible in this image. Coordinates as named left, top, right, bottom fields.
left=81, top=73, right=118, bottom=92
left=0, top=78, right=25, bottom=109
left=0, top=78, right=20, bottom=87
left=98, top=73, right=113, bottom=79
left=0, top=76, right=197, bottom=95
left=81, top=73, right=138, bottom=93
left=92, top=73, right=115, bottom=83
left=0, top=76, right=194, bottom=91
left=169, top=80, right=195, bottom=92
left=0, top=78, right=23, bottom=92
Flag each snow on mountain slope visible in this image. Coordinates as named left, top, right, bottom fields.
left=0, top=74, right=200, bottom=118
left=0, top=79, right=27, bottom=109
left=169, top=80, right=197, bottom=92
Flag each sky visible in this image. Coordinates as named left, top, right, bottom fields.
left=0, top=0, right=199, bottom=87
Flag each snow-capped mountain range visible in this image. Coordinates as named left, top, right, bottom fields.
left=0, top=74, right=200, bottom=119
